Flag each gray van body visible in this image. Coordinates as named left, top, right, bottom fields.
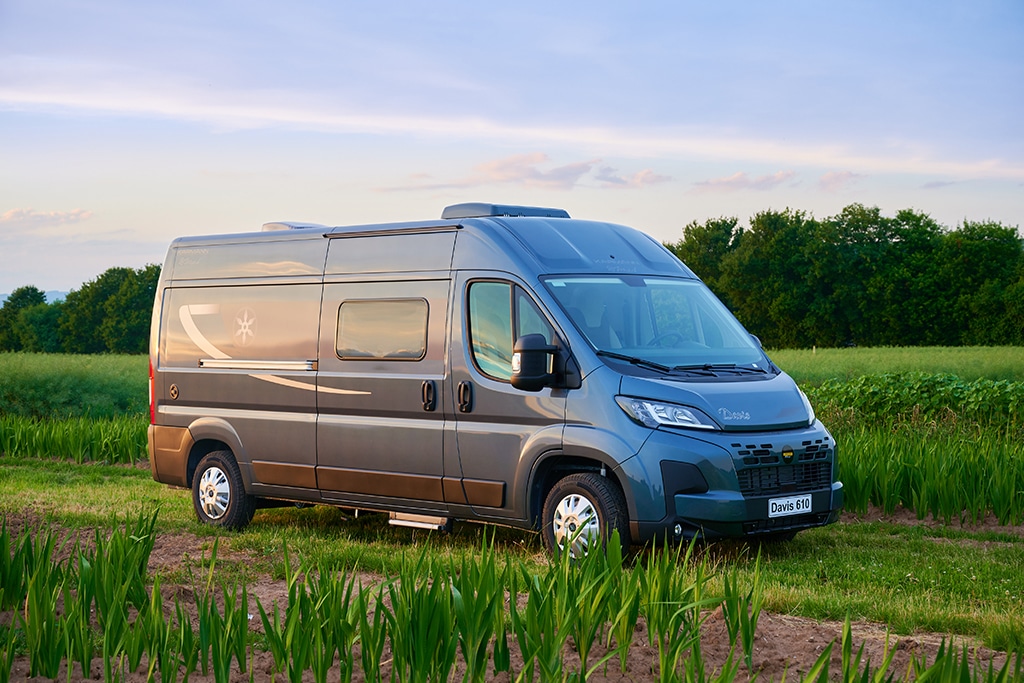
left=148, top=203, right=843, bottom=546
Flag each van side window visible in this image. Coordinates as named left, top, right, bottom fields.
left=469, top=281, right=556, bottom=381
left=469, top=282, right=514, bottom=380
left=337, top=299, right=428, bottom=360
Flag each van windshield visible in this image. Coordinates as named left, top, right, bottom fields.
left=544, top=275, right=770, bottom=374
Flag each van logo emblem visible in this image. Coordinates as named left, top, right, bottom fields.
left=718, top=407, right=751, bottom=421
left=234, top=309, right=257, bottom=346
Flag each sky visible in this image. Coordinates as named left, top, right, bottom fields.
left=1, top=0, right=1022, bottom=296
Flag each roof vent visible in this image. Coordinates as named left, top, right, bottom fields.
left=262, top=221, right=328, bottom=232
left=441, top=203, right=570, bottom=220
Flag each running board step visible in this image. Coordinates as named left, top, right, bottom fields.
left=388, top=512, right=451, bottom=531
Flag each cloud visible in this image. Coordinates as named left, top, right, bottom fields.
left=0, top=208, right=93, bottom=230
left=922, top=180, right=959, bottom=189
left=4, top=57, right=1023, bottom=183
left=595, top=167, right=672, bottom=189
left=819, top=171, right=863, bottom=191
left=692, top=171, right=796, bottom=193
left=379, top=153, right=600, bottom=191
left=472, top=153, right=598, bottom=190
left=380, top=154, right=673, bottom=192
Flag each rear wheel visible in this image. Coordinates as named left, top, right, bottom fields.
left=541, top=472, right=630, bottom=557
left=192, top=450, right=256, bottom=530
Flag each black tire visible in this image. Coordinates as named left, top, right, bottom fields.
left=541, top=472, right=630, bottom=557
left=192, top=450, right=256, bottom=530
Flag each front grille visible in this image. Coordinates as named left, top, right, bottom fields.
left=728, top=435, right=834, bottom=497
left=736, top=461, right=832, bottom=497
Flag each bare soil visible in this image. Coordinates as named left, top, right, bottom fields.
left=2, top=507, right=1016, bottom=682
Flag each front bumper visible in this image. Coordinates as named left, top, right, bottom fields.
left=621, top=423, right=844, bottom=543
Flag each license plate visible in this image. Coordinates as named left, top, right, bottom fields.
left=768, top=494, right=812, bottom=518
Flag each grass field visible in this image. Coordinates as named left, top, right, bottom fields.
left=0, top=352, right=147, bottom=419
left=1, top=455, right=1022, bottom=657
left=770, top=345, right=1024, bottom=385
left=1, top=347, right=1023, bottom=676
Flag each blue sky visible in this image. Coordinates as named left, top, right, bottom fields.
left=1, top=0, right=1022, bottom=295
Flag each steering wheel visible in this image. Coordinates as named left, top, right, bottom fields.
left=646, top=330, right=686, bottom=347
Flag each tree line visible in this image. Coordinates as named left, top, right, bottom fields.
left=1, top=204, right=1021, bottom=354
left=666, top=203, right=1024, bottom=348
left=0, top=265, right=159, bottom=354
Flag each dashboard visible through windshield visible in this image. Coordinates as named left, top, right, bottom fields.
left=544, top=275, right=771, bottom=375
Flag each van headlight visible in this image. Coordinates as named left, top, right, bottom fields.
left=615, top=396, right=718, bottom=430
left=799, top=389, right=816, bottom=426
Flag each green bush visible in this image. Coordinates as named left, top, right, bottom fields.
left=808, top=372, right=1024, bottom=430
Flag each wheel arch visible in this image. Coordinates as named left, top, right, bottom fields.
left=186, top=439, right=233, bottom=488
left=185, top=417, right=247, bottom=488
left=527, top=452, right=630, bottom=536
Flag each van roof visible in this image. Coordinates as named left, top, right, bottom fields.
left=170, top=204, right=696, bottom=280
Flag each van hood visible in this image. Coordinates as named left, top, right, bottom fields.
left=618, top=372, right=812, bottom=432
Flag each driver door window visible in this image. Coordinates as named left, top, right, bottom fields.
left=468, top=281, right=555, bottom=381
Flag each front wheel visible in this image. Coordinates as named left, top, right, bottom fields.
left=192, top=450, right=256, bottom=530
left=541, top=472, right=630, bottom=557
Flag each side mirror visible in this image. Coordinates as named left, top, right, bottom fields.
left=511, top=333, right=557, bottom=392
left=750, top=334, right=763, bottom=348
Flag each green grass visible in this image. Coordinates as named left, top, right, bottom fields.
left=0, top=353, right=148, bottom=419
left=1, top=456, right=1022, bottom=652
left=745, top=523, right=1024, bottom=652
left=770, top=346, right=1024, bottom=386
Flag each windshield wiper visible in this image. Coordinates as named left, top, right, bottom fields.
left=672, top=363, right=768, bottom=376
left=596, top=350, right=671, bottom=374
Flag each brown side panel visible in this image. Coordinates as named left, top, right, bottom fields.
left=442, top=477, right=468, bottom=504
left=317, top=467, right=445, bottom=502
left=148, top=425, right=193, bottom=488
left=462, top=479, right=505, bottom=508
left=252, top=461, right=317, bottom=489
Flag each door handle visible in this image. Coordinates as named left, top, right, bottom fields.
left=421, top=380, right=436, bottom=412
left=457, top=381, right=473, bottom=413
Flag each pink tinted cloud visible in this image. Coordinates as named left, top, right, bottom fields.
left=0, top=208, right=93, bottom=230
left=380, top=153, right=671, bottom=192
left=819, top=170, right=863, bottom=191
left=693, top=170, right=795, bottom=192
left=595, top=166, right=672, bottom=189
left=472, top=153, right=599, bottom=189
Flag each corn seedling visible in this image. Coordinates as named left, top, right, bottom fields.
left=174, top=598, right=200, bottom=682
left=61, top=579, right=97, bottom=681
left=450, top=537, right=505, bottom=683
left=0, top=622, right=16, bottom=683
left=142, top=576, right=182, bottom=683
left=197, top=581, right=249, bottom=683
left=358, top=584, right=389, bottom=683
left=255, top=547, right=313, bottom=683
left=0, top=519, right=29, bottom=611
left=639, top=542, right=718, bottom=683
left=606, top=534, right=642, bottom=674
left=735, top=553, right=764, bottom=673
left=100, top=581, right=132, bottom=683
left=558, top=535, right=617, bottom=681
left=510, top=561, right=577, bottom=683
left=305, top=563, right=362, bottom=683
left=386, top=550, right=459, bottom=683
left=21, top=557, right=66, bottom=679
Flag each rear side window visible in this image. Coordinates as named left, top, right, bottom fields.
left=337, top=299, right=428, bottom=360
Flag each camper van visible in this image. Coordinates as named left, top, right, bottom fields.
left=148, top=203, right=843, bottom=555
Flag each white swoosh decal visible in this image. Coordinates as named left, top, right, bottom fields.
left=179, top=305, right=230, bottom=359
left=249, top=374, right=371, bottom=396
